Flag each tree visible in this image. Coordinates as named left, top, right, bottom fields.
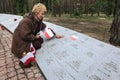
left=0, top=0, right=14, bottom=13
left=89, top=1, right=96, bottom=16
left=109, top=0, right=120, bottom=46
left=101, top=0, right=115, bottom=16
left=94, top=0, right=102, bottom=16
left=0, top=0, right=116, bottom=17
left=51, top=0, right=62, bottom=17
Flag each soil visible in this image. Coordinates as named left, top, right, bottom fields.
left=44, top=17, right=112, bottom=43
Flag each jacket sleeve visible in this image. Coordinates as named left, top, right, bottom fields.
left=18, top=19, right=37, bottom=42
left=41, top=22, right=46, bottom=31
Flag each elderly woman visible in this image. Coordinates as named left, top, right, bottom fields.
left=11, top=3, right=63, bottom=68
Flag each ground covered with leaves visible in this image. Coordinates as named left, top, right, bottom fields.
left=45, top=16, right=112, bottom=44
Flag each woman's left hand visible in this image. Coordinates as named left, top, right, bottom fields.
left=36, top=34, right=40, bottom=39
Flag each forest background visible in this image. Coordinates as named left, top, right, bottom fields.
left=0, top=0, right=116, bottom=16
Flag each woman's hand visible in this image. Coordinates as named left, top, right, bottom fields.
left=36, top=34, right=40, bottom=39
left=55, top=34, right=64, bottom=39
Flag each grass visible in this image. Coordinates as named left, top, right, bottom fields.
left=78, top=16, right=113, bottom=23
left=45, top=13, right=114, bottom=24
left=45, top=13, right=114, bottom=43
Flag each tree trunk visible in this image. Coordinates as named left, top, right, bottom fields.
left=109, top=0, right=120, bottom=46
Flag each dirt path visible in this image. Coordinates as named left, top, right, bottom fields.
left=44, top=17, right=112, bottom=43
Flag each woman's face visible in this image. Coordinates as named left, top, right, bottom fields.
left=36, top=11, right=45, bottom=20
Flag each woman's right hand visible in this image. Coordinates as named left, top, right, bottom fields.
left=55, top=34, right=64, bottom=39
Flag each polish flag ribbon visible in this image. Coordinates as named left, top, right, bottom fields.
left=30, top=43, right=36, bottom=55
left=20, top=52, right=35, bottom=65
left=70, top=35, right=78, bottom=40
left=43, top=28, right=54, bottom=39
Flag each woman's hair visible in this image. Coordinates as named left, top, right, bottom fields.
left=32, top=3, right=47, bottom=14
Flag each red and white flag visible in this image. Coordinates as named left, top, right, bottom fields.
left=70, top=35, right=78, bottom=40
left=30, top=43, right=36, bottom=55
left=43, top=28, right=54, bottom=39
left=20, top=52, right=35, bottom=65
